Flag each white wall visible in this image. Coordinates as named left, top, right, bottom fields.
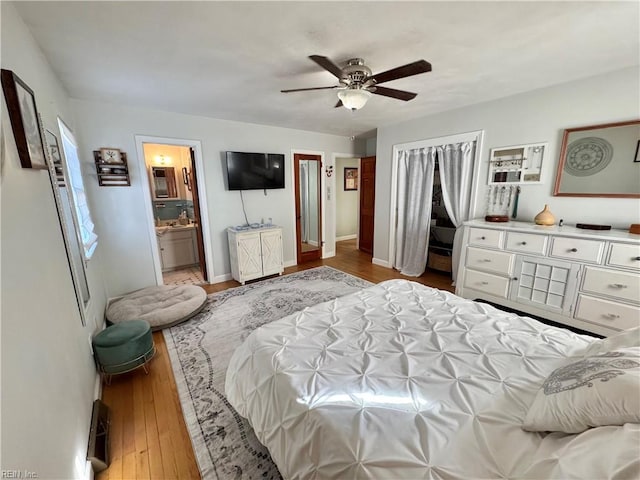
left=1, top=4, right=107, bottom=478
left=336, top=157, right=359, bottom=238
left=373, top=67, right=640, bottom=263
left=71, top=99, right=361, bottom=293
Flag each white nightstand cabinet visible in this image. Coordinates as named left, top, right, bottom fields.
left=456, top=220, right=640, bottom=336
left=227, top=226, right=284, bottom=285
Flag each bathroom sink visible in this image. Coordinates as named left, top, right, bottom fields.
left=170, top=224, right=194, bottom=230
left=155, top=226, right=169, bottom=236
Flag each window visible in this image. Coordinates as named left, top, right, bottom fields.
left=58, top=119, right=98, bottom=259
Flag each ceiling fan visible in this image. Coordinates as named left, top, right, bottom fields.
left=281, top=55, right=432, bottom=110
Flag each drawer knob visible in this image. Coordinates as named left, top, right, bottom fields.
left=481, top=259, right=492, bottom=263
left=604, top=313, right=621, bottom=320
left=480, top=236, right=486, bottom=240
left=634, top=256, right=640, bottom=261
left=480, top=281, right=489, bottom=285
left=520, top=241, right=527, bottom=245
left=610, top=283, right=628, bottom=289
left=569, top=248, right=578, bottom=252
left=511, top=277, right=518, bottom=281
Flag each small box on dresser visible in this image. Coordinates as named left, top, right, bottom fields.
left=457, top=220, right=640, bottom=336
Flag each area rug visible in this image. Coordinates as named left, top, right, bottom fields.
left=164, top=266, right=372, bottom=480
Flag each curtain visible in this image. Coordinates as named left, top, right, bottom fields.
left=437, top=141, right=476, bottom=283
left=394, top=147, right=436, bottom=276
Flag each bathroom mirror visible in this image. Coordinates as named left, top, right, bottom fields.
left=554, top=120, right=640, bottom=197
left=151, top=166, right=177, bottom=199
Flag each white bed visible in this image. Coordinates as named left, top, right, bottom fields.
left=225, top=279, right=640, bottom=479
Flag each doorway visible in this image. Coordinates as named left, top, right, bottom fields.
left=138, top=140, right=210, bottom=285
left=294, top=153, right=322, bottom=264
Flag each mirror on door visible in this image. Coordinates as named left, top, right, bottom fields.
left=294, top=154, right=322, bottom=263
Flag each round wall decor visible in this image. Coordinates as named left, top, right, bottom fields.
left=564, top=137, right=613, bottom=177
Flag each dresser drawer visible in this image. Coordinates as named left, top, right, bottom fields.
left=466, top=247, right=514, bottom=275
left=575, top=294, right=640, bottom=331
left=468, top=227, right=503, bottom=249
left=505, top=232, right=548, bottom=255
left=550, top=237, right=604, bottom=263
left=608, top=242, right=640, bottom=270
left=464, top=269, right=510, bottom=298
left=582, top=267, right=640, bottom=303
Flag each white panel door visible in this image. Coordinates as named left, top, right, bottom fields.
left=261, top=230, right=283, bottom=276
left=237, top=233, right=263, bottom=281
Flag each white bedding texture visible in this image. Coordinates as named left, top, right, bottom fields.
left=226, top=279, right=640, bottom=480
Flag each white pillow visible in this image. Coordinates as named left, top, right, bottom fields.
left=583, top=327, right=640, bottom=357
left=523, top=347, right=640, bottom=434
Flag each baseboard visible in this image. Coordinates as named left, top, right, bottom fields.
left=284, top=260, right=297, bottom=268
left=308, top=240, right=319, bottom=247
left=336, top=234, right=357, bottom=242
left=322, top=251, right=335, bottom=259
left=372, top=257, right=391, bottom=268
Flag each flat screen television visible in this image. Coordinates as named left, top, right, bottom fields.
left=226, top=151, right=285, bottom=190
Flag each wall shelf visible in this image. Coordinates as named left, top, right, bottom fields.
left=94, top=151, right=130, bottom=186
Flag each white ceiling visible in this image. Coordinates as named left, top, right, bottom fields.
left=12, top=1, right=640, bottom=138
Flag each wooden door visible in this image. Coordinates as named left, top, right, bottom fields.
left=359, top=156, right=376, bottom=254
left=294, top=153, right=323, bottom=264
left=189, top=148, right=208, bottom=281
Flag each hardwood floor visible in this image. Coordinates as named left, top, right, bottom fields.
left=97, top=240, right=453, bottom=479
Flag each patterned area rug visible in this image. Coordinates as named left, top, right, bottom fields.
left=164, top=266, right=372, bottom=480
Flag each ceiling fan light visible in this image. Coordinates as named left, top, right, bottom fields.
left=337, top=88, right=372, bottom=110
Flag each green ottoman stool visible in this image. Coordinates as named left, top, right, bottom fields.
left=92, top=320, right=155, bottom=383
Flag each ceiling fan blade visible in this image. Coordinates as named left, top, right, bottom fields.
left=368, top=60, right=432, bottom=84
left=334, top=100, right=343, bottom=108
left=281, top=86, right=339, bottom=93
left=309, top=55, right=344, bottom=79
left=371, top=86, right=417, bottom=101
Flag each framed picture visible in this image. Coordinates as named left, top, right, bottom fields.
left=634, top=140, right=640, bottom=163
left=344, top=167, right=358, bottom=191
left=1, top=69, right=47, bottom=169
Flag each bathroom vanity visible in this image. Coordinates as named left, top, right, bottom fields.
left=157, top=224, right=199, bottom=271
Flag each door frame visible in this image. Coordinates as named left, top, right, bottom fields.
left=135, top=135, right=214, bottom=285
left=332, top=153, right=361, bottom=249
left=290, top=149, right=325, bottom=263
left=387, top=130, right=484, bottom=269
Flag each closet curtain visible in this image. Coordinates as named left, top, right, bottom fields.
left=394, top=147, right=436, bottom=276
left=436, top=141, right=476, bottom=283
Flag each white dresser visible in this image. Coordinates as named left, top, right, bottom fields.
left=456, top=220, right=640, bottom=336
left=227, top=226, right=284, bottom=285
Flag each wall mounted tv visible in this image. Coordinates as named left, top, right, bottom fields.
left=225, top=151, right=285, bottom=190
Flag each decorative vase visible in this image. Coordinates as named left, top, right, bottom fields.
left=534, top=204, right=556, bottom=226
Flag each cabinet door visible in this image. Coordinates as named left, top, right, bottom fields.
left=160, top=235, right=197, bottom=270
left=509, top=256, right=579, bottom=315
left=261, top=229, right=284, bottom=276
left=236, top=233, right=263, bottom=281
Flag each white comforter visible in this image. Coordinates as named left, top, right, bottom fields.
left=226, top=280, right=640, bottom=479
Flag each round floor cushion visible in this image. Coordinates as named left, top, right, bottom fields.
left=107, top=285, right=207, bottom=331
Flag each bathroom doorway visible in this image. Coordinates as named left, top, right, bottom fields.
left=138, top=140, right=210, bottom=286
